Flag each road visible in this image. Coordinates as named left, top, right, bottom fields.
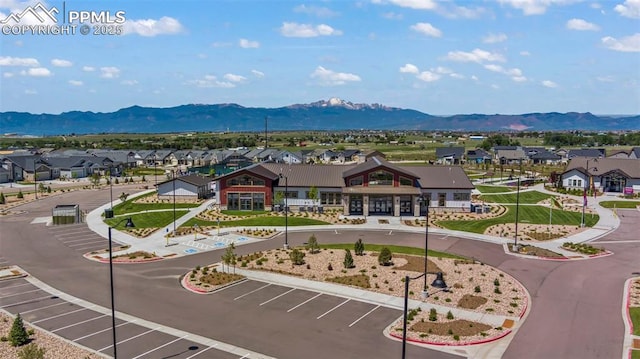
left=1, top=186, right=638, bottom=358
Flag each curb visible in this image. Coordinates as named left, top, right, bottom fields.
left=83, top=252, right=165, bottom=264
left=388, top=328, right=513, bottom=347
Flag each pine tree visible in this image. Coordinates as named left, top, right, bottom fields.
left=378, top=247, right=393, bottom=266
left=343, top=249, right=354, bottom=269
left=289, top=248, right=305, bottom=265
left=17, top=190, right=24, bottom=199
left=9, top=313, right=30, bottom=347
left=354, top=238, right=365, bottom=256
left=0, top=192, right=5, bottom=204
left=305, top=234, right=319, bottom=254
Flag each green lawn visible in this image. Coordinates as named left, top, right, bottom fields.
left=631, top=307, right=640, bottom=336
left=475, top=185, right=515, bottom=193
left=632, top=350, right=640, bottom=359
left=183, top=216, right=331, bottom=228
left=221, top=210, right=270, bottom=217
left=599, top=201, right=640, bottom=209
left=479, top=190, right=554, bottom=204
left=437, top=205, right=599, bottom=234
left=106, top=210, right=189, bottom=229
left=113, top=195, right=201, bottom=215
left=318, top=243, right=465, bottom=259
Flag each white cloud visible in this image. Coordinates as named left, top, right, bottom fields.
left=388, top=0, right=438, bottom=10
left=0, top=56, right=39, bottom=67
left=497, top=0, right=577, bottom=15
left=566, top=18, right=600, bottom=31
left=449, top=73, right=465, bottom=79
left=100, top=66, right=120, bottom=79
left=601, top=33, right=640, bottom=52
left=520, top=51, right=531, bottom=56
left=24, top=89, right=37, bottom=95
left=596, top=75, right=614, bottom=82
left=197, top=54, right=207, bottom=59
left=471, top=75, right=479, bottom=81
left=410, top=22, right=442, bottom=37
left=223, top=73, right=247, bottom=82
left=239, top=38, right=260, bottom=48
left=446, top=49, right=506, bottom=63
left=122, top=17, right=183, bottom=37
left=542, top=80, right=558, bottom=88
left=615, top=0, right=640, bottom=18
left=293, top=4, right=339, bottom=17
left=310, top=66, right=361, bottom=86
left=416, top=71, right=441, bottom=82
left=399, top=63, right=419, bottom=74
left=251, top=70, right=265, bottom=78
left=279, top=22, right=342, bottom=37
left=20, top=67, right=51, bottom=77
left=68, top=80, right=83, bottom=86
left=483, top=33, right=508, bottom=43
left=3, top=72, right=14, bottom=78
left=82, top=66, right=95, bottom=72
left=382, top=12, right=403, bottom=20
left=121, top=80, right=138, bottom=86
left=188, top=75, right=235, bottom=88
left=483, top=64, right=527, bottom=81
left=51, top=58, right=73, bottom=67
left=438, top=4, right=487, bottom=19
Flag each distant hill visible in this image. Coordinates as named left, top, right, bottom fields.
left=1, top=97, right=638, bottom=135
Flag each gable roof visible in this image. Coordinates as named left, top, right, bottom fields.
left=564, top=157, right=640, bottom=178
left=342, top=157, right=417, bottom=179
left=435, top=147, right=465, bottom=158
left=406, top=166, right=475, bottom=189
left=567, top=148, right=605, bottom=158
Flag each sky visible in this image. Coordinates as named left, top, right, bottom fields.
left=0, top=0, right=639, bottom=116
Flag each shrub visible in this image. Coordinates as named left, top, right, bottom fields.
left=494, top=279, right=500, bottom=286
left=327, top=263, right=333, bottom=271
left=494, top=287, right=502, bottom=294
left=9, top=313, right=30, bottom=347
left=354, top=238, right=365, bottom=256
left=305, top=234, right=320, bottom=254
left=343, top=249, right=355, bottom=269
left=17, top=343, right=45, bottom=359
left=378, top=247, right=393, bottom=266
left=474, top=285, right=481, bottom=293
left=289, top=248, right=306, bottom=265
left=429, top=308, right=437, bottom=321
left=0, top=192, right=4, bottom=204
left=17, top=190, right=24, bottom=199
left=446, top=311, right=454, bottom=320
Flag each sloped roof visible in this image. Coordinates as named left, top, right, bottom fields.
left=496, top=149, right=526, bottom=160
left=564, top=157, right=640, bottom=178
left=406, top=166, right=475, bottom=189
left=530, top=151, right=561, bottom=160
left=435, top=147, right=465, bottom=158
left=567, top=148, right=605, bottom=158
left=466, top=149, right=491, bottom=159
left=342, top=157, right=417, bottom=179
left=260, top=163, right=349, bottom=187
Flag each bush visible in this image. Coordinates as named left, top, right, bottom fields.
left=305, top=234, right=320, bottom=254
left=17, top=190, right=24, bottom=199
left=9, top=313, right=30, bottom=347
left=289, top=248, right=305, bottom=265
left=17, top=343, right=46, bottom=359
left=429, top=308, right=437, bottom=321
left=378, top=247, right=393, bottom=266
left=474, top=285, right=481, bottom=293
left=446, top=311, right=454, bottom=320
left=0, top=192, right=5, bottom=204
left=354, top=238, right=365, bottom=256
left=343, top=249, right=355, bottom=269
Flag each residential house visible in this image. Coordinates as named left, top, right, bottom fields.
left=529, top=150, right=562, bottom=165
left=157, top=173, right=215, bottom=201
left=567, top=148, right=606, bottom=159
left=435, top=147, right=465, bottom=165
left=561, top=157, right=640, bottom=194
left=466, top=149, right=492, bottom=165
left=629, top=147, right=640, bottom=159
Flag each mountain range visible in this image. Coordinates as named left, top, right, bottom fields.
left=1, top=98, right=638, bottom=136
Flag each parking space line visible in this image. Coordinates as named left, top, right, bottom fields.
left=63, top=237, right=101, bottom=244
left=32, top=305, right=93, bottom=324
left=98, top=326, right=160, bottom=352
left=73, top=245, right=105, bottom=252
left=68, top=240, right=102, bottom=247
left=21, top=298, right=80, bottom=314
left=348, top=305, right=380, bottom=327
left=259, top=288, right=296, bottom=306
left=209, top=279, right=248, bottom=293
left=185, top=343, right=218, bottom=359
left=0, top=283, right=32, bottom=290
left=0, top=288, right=43, bottom=299
left=1, top=295, right=53, bottom=308
left=287, top=293, right=323, bottom=313
left=234, top=283, right=271, bottom=301
left=131, top=334, right=189, bottom=359
left=73, top=320, right=137, bottom=342
left=317, top=299, right=350, bottom=319
left=51, top=314, right=107, bottom=333
left=239, top=354, right=251, bottom=359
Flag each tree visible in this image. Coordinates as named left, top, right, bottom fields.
left=9, top=313, right=30, bottom=347
left=17, top=343, right=46, bottom=359
left=305, top=234, right=319, bottom=254
left=221, top=243, right=237, bottom=273
left=17, top=190, right=24, bottom=199
left=354, top=238, right=365, bottom=256
left=289, top=248, right=305, bottom=265
left=90, top=173, right=101, bottom=187
left=274, top=191, right=284, bottom=205
left=37, top=183, right=45, bottom=193
left=343, top=249, right=355, bottom=269
left=378, top=247, right=393, bottom=266
left=0, top=192, right=5, bottom=204
left=308, top=186, right=318, bottom=201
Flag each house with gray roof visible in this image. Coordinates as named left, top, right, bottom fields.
left=214, top=156, right=474, bottom=216
left=567, top=148, right=606, bottom=159
left=629, top=147, right=640, bottom=159
left=466, top=149, right=492, bottom=165
left=435, top=147, right=465, bottom=165
left=561, top=157, right=640, bottom=194
left=2, top=155, right=52, bottom=181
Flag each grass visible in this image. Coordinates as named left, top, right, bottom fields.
left=475, top=185, right=515, bottom=193
left=183, top=216, right=331, bottom=228
left=106, top=210, right=189, bottom=229
left=599, top=201, right=640, bottom=209
left=479, top=190, right=554, bottom=204
left=437, top=205, right=599, bottom=233
left=632, top=350, right=640, bottom=359
left=318, top=243, right=466, bottom=259
left=221, top=210, right=270, bottom=217
left=631, top=307, right=640, bottom=336
left=113, top=194, right=201, bottom=214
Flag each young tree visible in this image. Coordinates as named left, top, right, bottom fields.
left=305, top=234, right=319, bottom=254
left=308, top=186, right=318, bottom=201
left=17, top=190, right=24, bottom=199
left=354, top=238, right=365, bottom=256
left=17, top=343, right=46, bottom=359
left=222, top=243, right=237, bottom=273
left=9, top=313, right=30, bottom=347
left=0, top=192, right=5, bottom=204
left=378, top=247, right=393, bottom=266
left=343, top=249, right=355, bottom=269
left=37, top=183, right=45, bottom=193
left=289, top=248, right=305, bottom=265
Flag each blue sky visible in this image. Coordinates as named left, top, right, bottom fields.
left=1, top=0, right=639, bottom=116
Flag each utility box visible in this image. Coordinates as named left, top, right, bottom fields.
left=104, top=208, right=114, bottom=218
left=52, top=204, right=80, bottom=225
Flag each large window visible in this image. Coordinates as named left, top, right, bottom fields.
left=227, top=192, right=264, bottom=211
left=321, top=192, right=342, bottom=205
left=349, top=176, right=363, bottom=186
left=399, top=176, right=413, bottom=186
left=453, top=193, right=470, bottom=201
left=368, top=170, right=393, bottom=186
left=226, top=174, right=265, bottom=186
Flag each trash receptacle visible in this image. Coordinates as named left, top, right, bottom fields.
left=104, top=208, right=114, bottom=218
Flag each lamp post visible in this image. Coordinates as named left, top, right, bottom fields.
left=33, top=158, right=38, bottom=200
left=581, top=158, right=598, bottom=228
left=173, top=170, right=177, bottom=237
left=513, top=159, right=522, bottom=252
left=419, top=195, right=430, bottom=298
left=279, top=173, right=289, bottom=250
left=107, top=217, right=135, bottom=359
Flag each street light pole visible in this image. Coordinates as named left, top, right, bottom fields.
left=173, top=170, right=177, bottom=237
left=514, top=159, right=522, bottom=252
left=581, top=158, right=590, bottom=228
left=279, top=173, right=289, bottom=250
left=420, top=196, right=430, bottom=298
left=33, top=158, right=38, bottom=200
left=107, top=217, right=135, bottom=359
